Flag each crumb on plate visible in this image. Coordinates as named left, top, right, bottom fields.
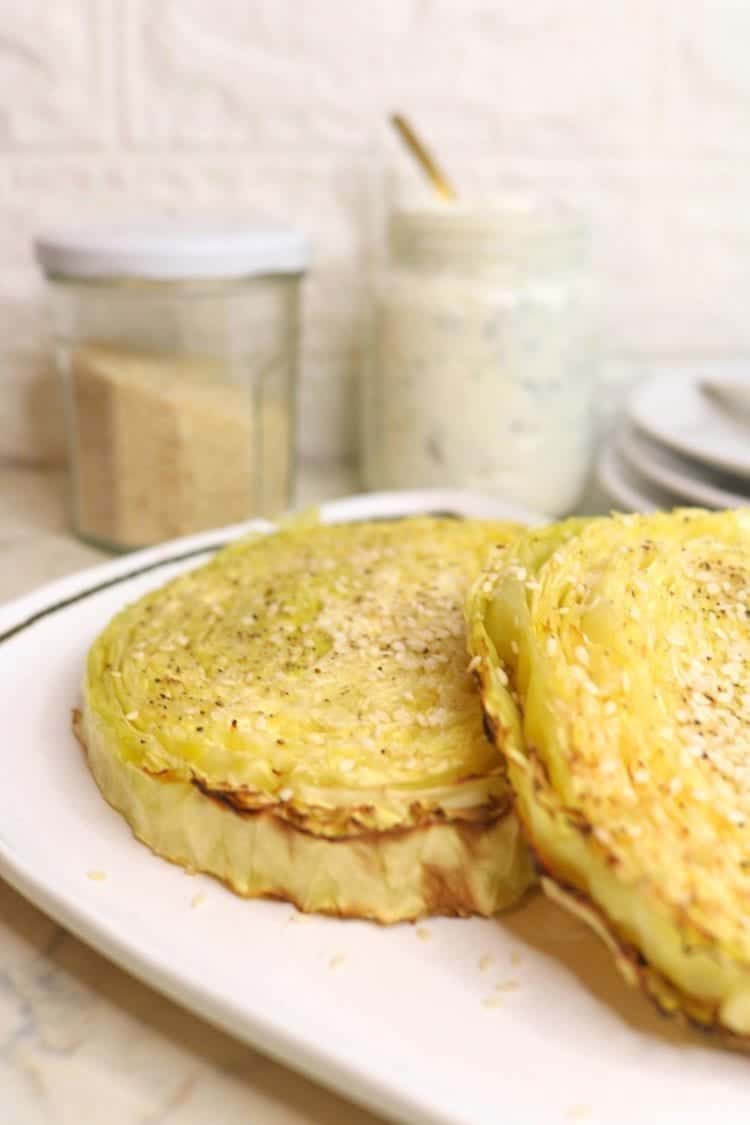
left=494, top=978, right=520, bottom=992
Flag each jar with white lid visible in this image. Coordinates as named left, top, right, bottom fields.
left=35, top=218, right=307, bottom=551
left=361, top=199, right=598, bottom=515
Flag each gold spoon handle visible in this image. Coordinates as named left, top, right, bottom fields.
left=390, top=114, right=458, bottom=203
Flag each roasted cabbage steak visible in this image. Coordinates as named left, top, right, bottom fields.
left=467, top=508, right=750, bottom=1040
left=77, top=517, right=534, bottom=922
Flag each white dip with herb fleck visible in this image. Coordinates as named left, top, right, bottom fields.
left=363, top=198, right=599, bottom=516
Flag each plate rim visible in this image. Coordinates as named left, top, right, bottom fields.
left=628, top=375, right=750, bottom=480
left=615, top=423, right=747, bottom=510
left=596, top=443, right=675, bottom=513
left=0, top=487, right=542, bottom=642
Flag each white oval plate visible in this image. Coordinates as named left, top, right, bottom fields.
left=628, top=375, right=750, bottom=479
left=596, top=443, right=680, bottom=513
left=0, top=489, right=748, bottom=1125
left=616, top=423, right=749, bottom=510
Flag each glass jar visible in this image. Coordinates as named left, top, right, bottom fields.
left=361, top=198, right=599, bottom=516
left=35, top=219, right=307, bottom=551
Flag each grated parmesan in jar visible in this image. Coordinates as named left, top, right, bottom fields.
left=69, top=345, right=290, bottom=548
left=35, top=218, right=307, bottom=550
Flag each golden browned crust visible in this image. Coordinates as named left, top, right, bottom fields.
left=74, top=709, right=532, bottom=923
left=191, top=775, right=514, bottom=839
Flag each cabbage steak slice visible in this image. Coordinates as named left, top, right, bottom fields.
left=466, top=508, right=750, bottom=1041
left=77, top=517, right=533, bottom=922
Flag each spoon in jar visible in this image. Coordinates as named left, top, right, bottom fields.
left=389, top=113, right=458, bottom=203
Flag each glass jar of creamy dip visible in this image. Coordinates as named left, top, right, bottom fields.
left=35, top=219, right=307, bottom=551
left=361, top=199, right=598, bottom=515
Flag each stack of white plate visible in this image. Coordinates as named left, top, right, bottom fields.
left=596, top=374, right=750, bottom=512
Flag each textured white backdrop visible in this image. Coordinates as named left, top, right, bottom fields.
left=0, top=0, right=749, bottom=464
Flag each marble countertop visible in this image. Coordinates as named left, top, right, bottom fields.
left=0, top=463, right=610, bottom=1125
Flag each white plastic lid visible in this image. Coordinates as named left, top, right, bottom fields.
left=34, top=217, right=309, bottom=281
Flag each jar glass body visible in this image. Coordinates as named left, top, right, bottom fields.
left=361, top=203, right=599, bottom=517
left=46, top=273, right=300, bottom=550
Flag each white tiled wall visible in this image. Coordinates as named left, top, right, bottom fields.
left=1, top=0, right=749, bottom=464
